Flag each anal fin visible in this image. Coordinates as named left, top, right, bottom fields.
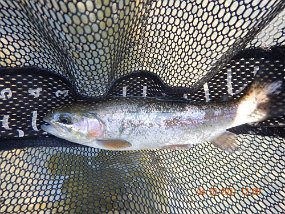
left=210, top=131, right=239, bottom=153
left=96, top=139, right=132, bottom=150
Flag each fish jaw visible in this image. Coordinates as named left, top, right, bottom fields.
left=41, top=124, right=68, bottom=139
left=41, top=114, right=79, bottom=143
left=41, top=114, right=105, bottom=145
left=41, top=123, right=89, bottom=145
left=41, top=124, right=56, bottom=135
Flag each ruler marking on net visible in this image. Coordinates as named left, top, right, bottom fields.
left=203, top=83, right=210, bottom=102
left=32, top=111, right=39, bottom=131
left=227, top=68, right=234, bottom=96
left=142, top=86, right=147, bottom=97
left=17, top=129, right=24, bottom=137
left=1, top=115, right=12, bottom=130
left=122, top=86, right=127, bottom=97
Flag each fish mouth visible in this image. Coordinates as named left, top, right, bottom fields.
left=43, top=116, right=51, bottom=123
left=41, top=117, right=66, bottom=136
left=41, top=116, right=51, bottom=132
left=41, top=124, right=59, bottom=135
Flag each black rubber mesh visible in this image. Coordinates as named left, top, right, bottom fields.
left=0, top=0, right=285, bottom=213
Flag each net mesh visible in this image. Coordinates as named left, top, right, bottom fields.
left=0, top=0, right=285, bottom=213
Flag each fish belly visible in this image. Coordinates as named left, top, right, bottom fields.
left=101, top=107, right=235, bottom=150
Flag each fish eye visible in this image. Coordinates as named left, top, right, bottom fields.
left=58, top=114, right=73, bottom=125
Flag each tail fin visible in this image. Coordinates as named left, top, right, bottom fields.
left=234, top=80, right=284, bottom=126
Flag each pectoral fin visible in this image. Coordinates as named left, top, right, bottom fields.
left=210, top=131, right=239, bottom=153
left=96, top=139, right=132, bottom=150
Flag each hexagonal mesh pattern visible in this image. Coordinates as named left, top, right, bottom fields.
left=0, top=137, right=284, bottom=213
left=1, top=0, right=284, bottom=96
left=0, top=0, right=285, bottom=213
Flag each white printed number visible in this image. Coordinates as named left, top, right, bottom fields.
left=0, top=88, right=12, bottom=100
left=55, top=90, right=69, bottom=97
left=0, top=115, right=12, bottom=130
left=28, top=88, right=42, bottom=98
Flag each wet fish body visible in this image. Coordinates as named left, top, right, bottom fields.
left=88, top=99, right=237, bottom=149
left=42, top=81, right=283, bottom=151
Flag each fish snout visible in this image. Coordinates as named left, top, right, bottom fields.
left=42, top=112, right=55, bottom=124
left=43, top=116, right=50, bottom=123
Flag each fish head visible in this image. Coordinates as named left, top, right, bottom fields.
left=41, top=107, right=105, bottom=144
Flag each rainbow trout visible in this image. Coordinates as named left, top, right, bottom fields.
left=42, top=80, right=283, bottom=151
